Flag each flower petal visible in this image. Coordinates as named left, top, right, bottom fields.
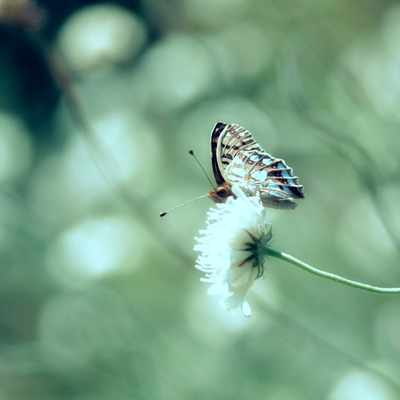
left=194, top=185, right=270, bottom=317
left=241, top=301, right=252, bottom=318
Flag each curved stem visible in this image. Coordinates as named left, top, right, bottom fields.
left=266, top=248, right=400, bottom=294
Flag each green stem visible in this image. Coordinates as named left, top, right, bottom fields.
left=266, top=248, right=400, bottom=294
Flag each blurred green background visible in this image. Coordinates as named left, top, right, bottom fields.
left=1, top=0, right=400, bottom=399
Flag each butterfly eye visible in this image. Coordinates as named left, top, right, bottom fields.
left=217, top=187, right=228, bottom=197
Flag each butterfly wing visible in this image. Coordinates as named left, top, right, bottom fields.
left=211, top=122, right=304, bottom=209
left=210, top=122, right=227, bottom=186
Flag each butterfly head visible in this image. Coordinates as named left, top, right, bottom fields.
left=206, top=183, right=234, bottom=204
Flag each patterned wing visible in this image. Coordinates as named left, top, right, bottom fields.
left=210, top=122, right=227, bottom=186
left=211, top=122, right=304, bottom=209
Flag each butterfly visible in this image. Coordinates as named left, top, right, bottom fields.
left=206, top=122, right=304, bottom=209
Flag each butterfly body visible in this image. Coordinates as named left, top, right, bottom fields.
left=207, top=122, right=304, bottom=210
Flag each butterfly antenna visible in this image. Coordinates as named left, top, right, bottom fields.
left=188, top=149, right=216, bottom=189
left=160, top=194, right=207, bottom=217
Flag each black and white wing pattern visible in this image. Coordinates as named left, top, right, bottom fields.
left=210, top=122, right=304, bottom=210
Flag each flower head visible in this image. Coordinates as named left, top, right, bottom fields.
left=194, top=185, right=272, bottom=317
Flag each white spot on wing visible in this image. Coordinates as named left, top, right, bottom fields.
left=227, top=174, right=240, bottom=182
left=261, top=157, right=271, bottom=165
left=249, top=154, right=260, bottom=161
left=252, top=170, right=267, bottom=181
left=232, top=166, right=245, bottom=177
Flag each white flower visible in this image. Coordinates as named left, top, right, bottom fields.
left=194, top=185, right=272, bottom=317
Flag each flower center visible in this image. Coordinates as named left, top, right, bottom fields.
left=243, top=226, right=272, bottom=278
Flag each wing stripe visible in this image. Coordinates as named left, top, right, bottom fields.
left=210, top=122, right=227, bottom=186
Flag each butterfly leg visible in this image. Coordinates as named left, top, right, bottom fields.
left=255, top=185, right=263, bottom=204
